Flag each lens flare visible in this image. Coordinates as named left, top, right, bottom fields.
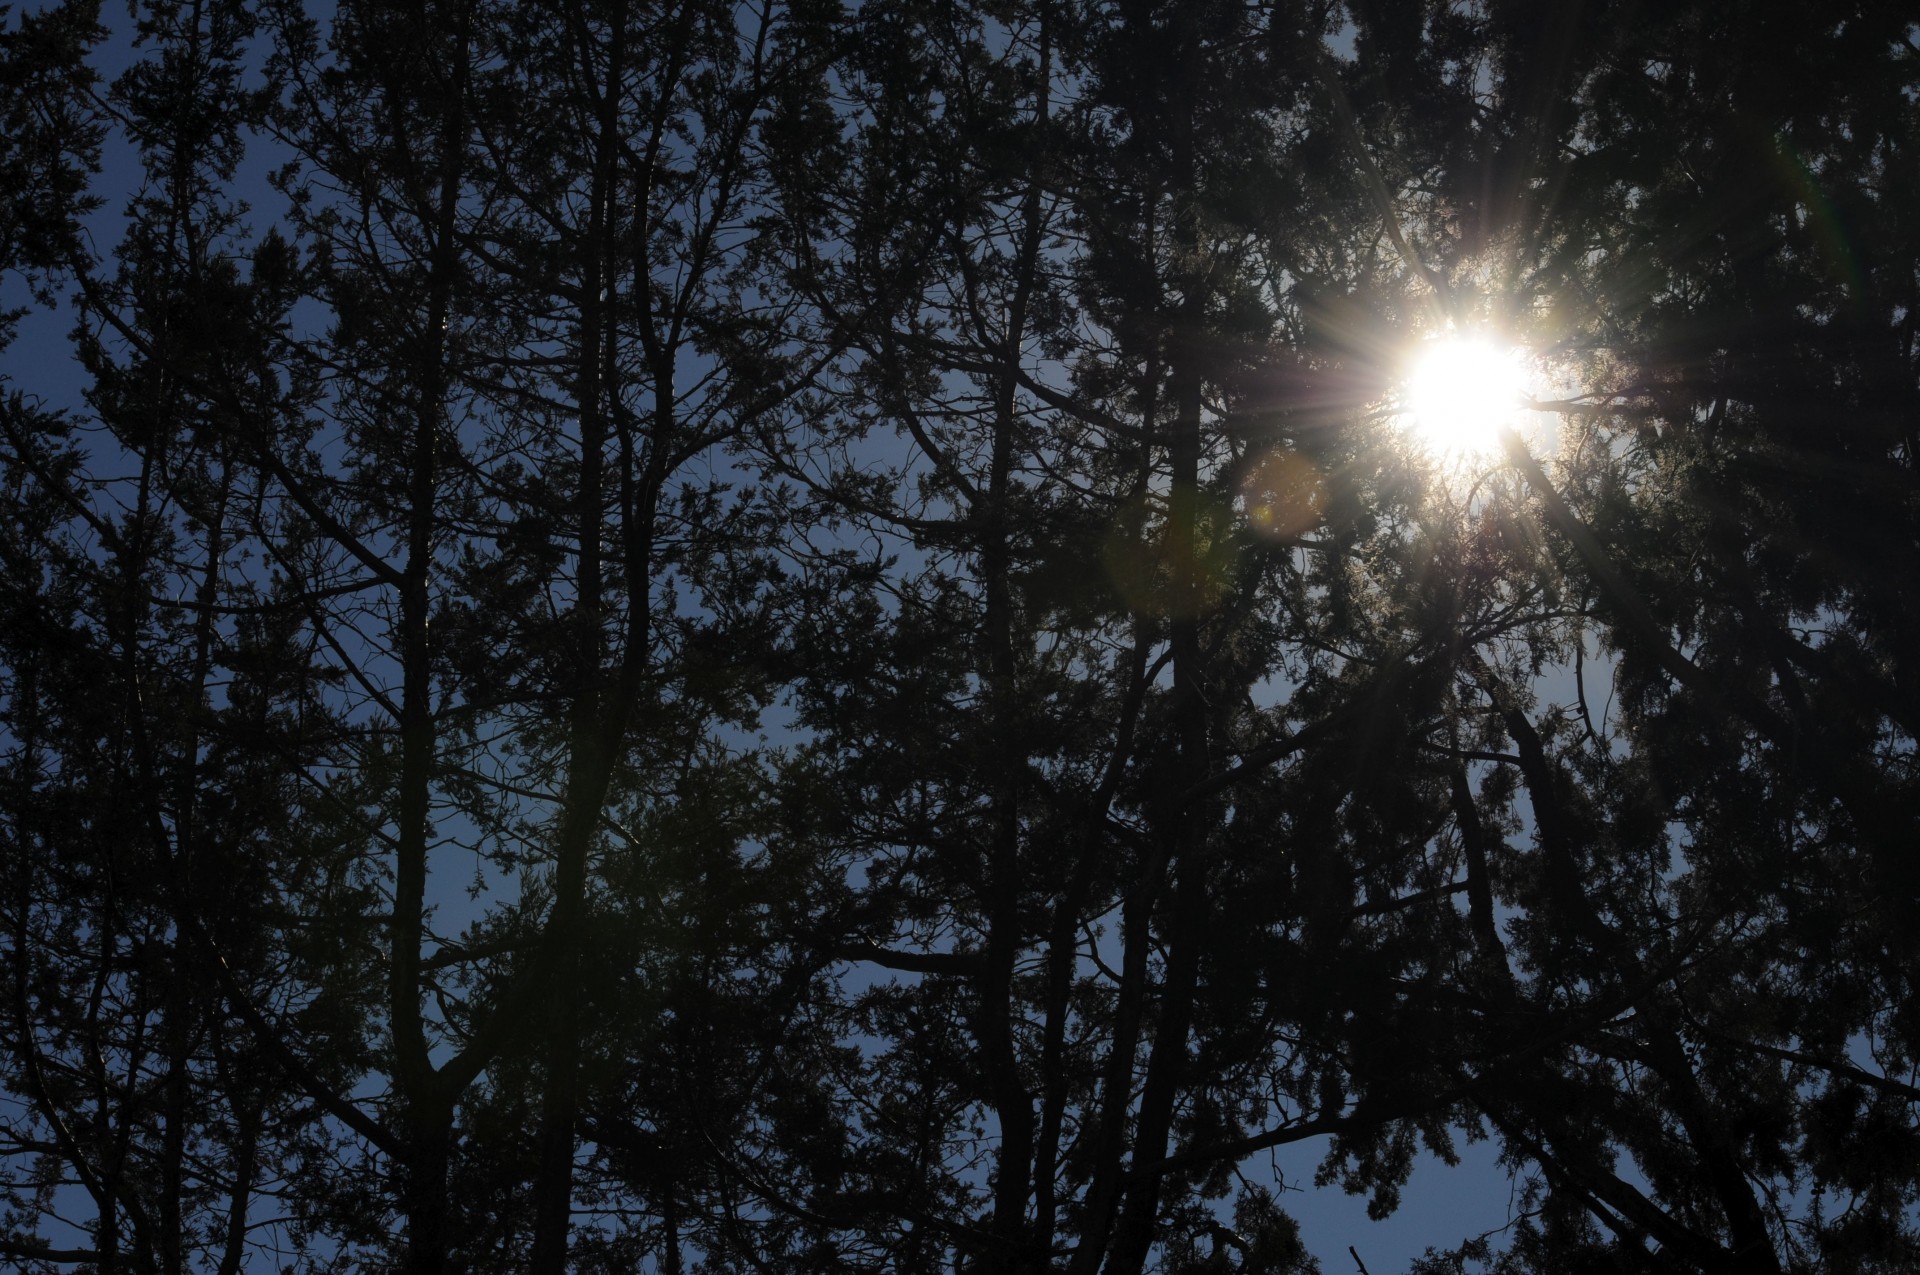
left=1239, top=448, right=1326, bottom=541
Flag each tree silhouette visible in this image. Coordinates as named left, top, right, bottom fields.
left=3, top=0, right=1917, bottom=1271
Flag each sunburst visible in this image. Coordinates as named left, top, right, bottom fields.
left=1401, top=337, right=1528, bottom=458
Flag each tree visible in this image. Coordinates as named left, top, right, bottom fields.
left=3, top=3, right=379, bottom=1270
left=8, top=0, right=842, bottom=1268
left=1436, top=3, right=1920, bottom=1268
left=3, top=0, right=1918, bottom=1271
left=756, top=0, right=1585, bottom=1267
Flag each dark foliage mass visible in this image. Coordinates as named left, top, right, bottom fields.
left=3, top=0, right=1918, bottom=1270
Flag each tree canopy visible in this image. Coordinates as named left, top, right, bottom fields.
left=3, top=0, right=1918, bottom=1271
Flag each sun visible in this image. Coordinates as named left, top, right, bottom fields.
left=1401, top=337, right=1527, bottom=457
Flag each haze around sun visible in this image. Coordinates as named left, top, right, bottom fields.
left=1403, top=337, right=1527, bottom=457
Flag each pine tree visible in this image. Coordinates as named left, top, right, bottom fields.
left=5, top=1, right=1919, bottom=1271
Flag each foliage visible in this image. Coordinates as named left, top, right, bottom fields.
left=1, top=0, right=1916, bottom=1271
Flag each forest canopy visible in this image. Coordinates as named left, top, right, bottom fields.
left=3, top=0, right=1918, bottom=1271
